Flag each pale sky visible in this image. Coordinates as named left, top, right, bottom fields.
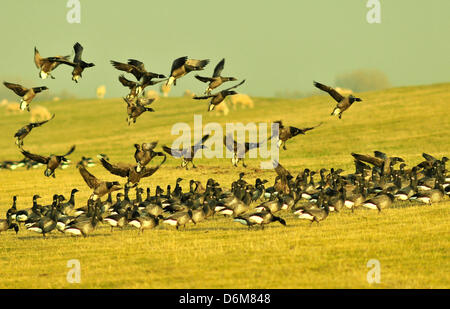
left=0, top=0, right=448, bottom=99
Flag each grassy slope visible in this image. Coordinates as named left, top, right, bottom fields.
left=0, top=83, right=449, bottom=288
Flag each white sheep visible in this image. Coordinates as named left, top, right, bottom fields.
left=96, top=85, right=106, bottom=99
left=160, top=83, right=171, bottom=97
left=227, top=94, right=254, bottom=110
left=6, top=102, right=23, bottom=114
left=145, top=90, right=160, bottom=101
left=335, top=87, right=353, bottom=96
left=213, top=101, right=229, bottom=116
left=30, top=105, right=52, bottom=123
left=183, top=89, right=195, bottom=98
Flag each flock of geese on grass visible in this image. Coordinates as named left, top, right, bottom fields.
left=1, top=42, right=449, bottom=238
left=1, top=151, right=449, bottom=237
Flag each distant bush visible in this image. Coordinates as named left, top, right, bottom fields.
left=335, top=69, right=391, bottom=92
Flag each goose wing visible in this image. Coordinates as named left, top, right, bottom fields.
left=422, top=153, right=437, bottom=163
left=351, top=153, right=384, bottom=167
left=21, top=149, right=49, bottom=164
left=222, top=79, right=246, bottom=92
left=118, top=75, right=138, bottom=89
left=274, top=161, right=292, bottom=179
left=212, top=58, right=225, bottom=77
left=170, top=56, right=188, bottom=74
left=185, top=59, right=210, bottom=71
left=193, top=94, right=215, bottom=100
left=193, top=134, right=210, bottom=150
left=110, top=60, right=142, bottom=80
left=223, top=134, right=236, bottom=152
left=300, top=122, right=323, bottom=133
left=32, top=114, right=55, bottom=127
left=100, top=158, right=131, bottom=177
left=142, top=141, right=158, bottom=151
left=313, top=81, right=344, bottom=102
left=78, top=165, right=101, bottom=189
left=60, top=145, right=76, bottom=157
left=73, top=42, right=84, bottom=63
left=374, top=150, right=388, bottom=160
left=194, top=75, right=214, bottom=83
left=34, top=47, right=42, bottom=68
left=140, top=164, right=163, bottom=178
left=127, top=59, right=146, bottom=72
left=162, top=145, right=183, bottom=158
left=3, top=82, right=29, bottom=96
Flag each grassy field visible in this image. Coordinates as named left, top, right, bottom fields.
left=0, top=82, right=449, bottom=288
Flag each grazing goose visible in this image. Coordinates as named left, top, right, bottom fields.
left=0, top=218, right=19, bottom=235
left=327, top=188, right=345, bottom=212
left=59, top=189, right=79, bottom=215
left=273, top=120, right=322, bottom=150
left=34, top=47, right=70, bottom=79
left=6, top=196, right=18, bottom=221
left=193, top=79, right=246, bottom=111
left=296, top=193, right=330, bottom=225
left=395, top=169, right=418, bottom=201
left=129, top=214, right=163, bottom=234
left=344, top=185, right=367, bottom=212
left=223, top=133, right=264, bottom=168
left=251, top=178, right=268, bottom=202
left=313, top=81, right=362, bottom=119
left=134, top=141, right=165, bottom=172
left=52, top=42, right=95, bottom=83
left=64, top=201, right=103, bottom=237
left=410, top=180, right=445, bottom=204
left=21, top=145, right=76, bottom=178
left=22, top=195, right=44, bottom=226
left=194, top=58, right=237, bottom=94
left=166, top=56, right=210, bottom=87
left=192, top=204, right=213, bottom=224
left=362, top=190, right=395, bottom=212
left=216, top=187, right=251, bottom=217
left=162, top=134, right=210, bottom=170
left=27, top=195, right=59, bottom=237
left=234, top=209, right=286, bottom=229
left=3, top=82, right=48, bottom=111
left=162, top=209, right=193, bottom=230
left=99, top=156, right=165, bottom=188
left=15, top=195, right=42, bottom=223
left=123, top=96, right=156, bottom=125
left=254, top=195, right=289, bottom=213
left=103, top=207, right=130, bottom=232
left=14, top=114, right=55, bottom=148
left=78, top=164, right=122, bottom=201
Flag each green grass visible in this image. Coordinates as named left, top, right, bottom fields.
left=0, top=83, right=449, bottom=288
